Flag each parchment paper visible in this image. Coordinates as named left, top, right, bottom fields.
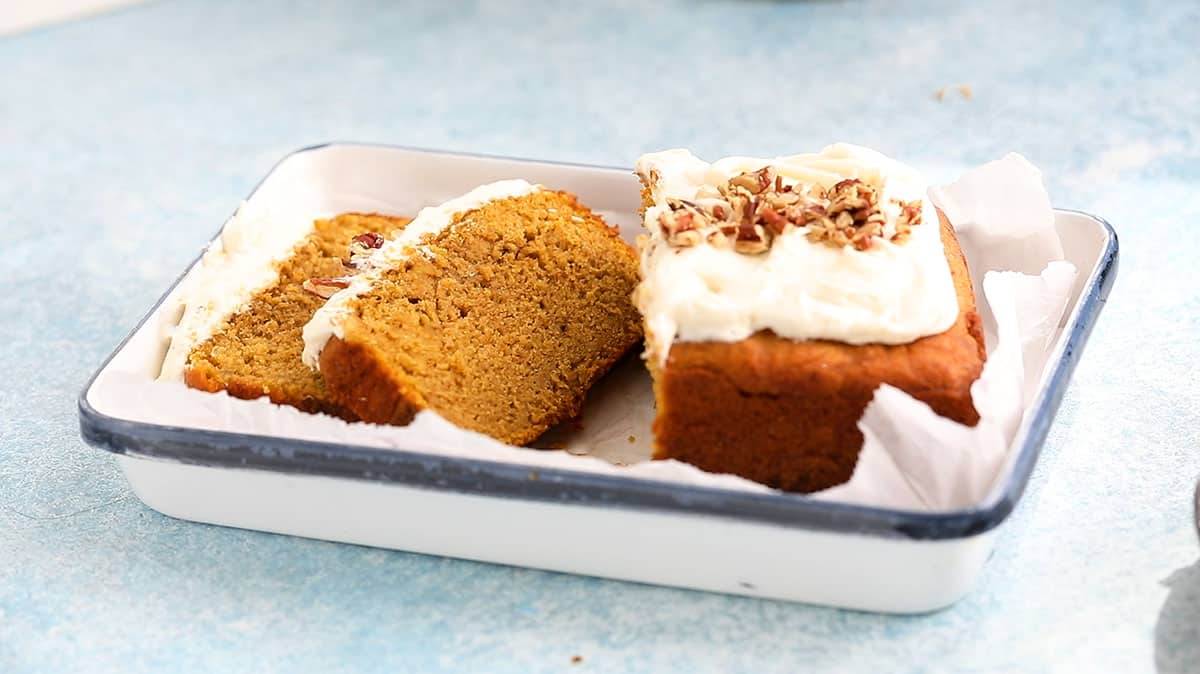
left=101, top=153, right=1077, bottom=511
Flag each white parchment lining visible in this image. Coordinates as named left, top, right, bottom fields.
left=100, top=154, right=1077, bottom=512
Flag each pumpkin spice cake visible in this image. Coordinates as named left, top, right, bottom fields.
left=159, top=211, right=411, bottom=419
left=635, top=144, right=986, bottom=492
left=302, top=180, right=643, bottom=446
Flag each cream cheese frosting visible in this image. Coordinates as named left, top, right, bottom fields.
left=301, top=179, right=541, bottom=369
left=158, top=203, right=316, bottom=381
left=635, top=143, right=960, bottom=365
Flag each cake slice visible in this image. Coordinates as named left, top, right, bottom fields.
left=635, top=144, right=986, bottom=492
left=160, top=212, right=411, bottom=419
left=303, top=181, right=643, bottom=445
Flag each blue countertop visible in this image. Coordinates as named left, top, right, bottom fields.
left=2, top=1, right=1198, bottom=672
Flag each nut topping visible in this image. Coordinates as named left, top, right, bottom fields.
left=892, top=199, right=923, bottom=244
left=651, top=166, right=923, bottom=255
left=346, top=231, right=386, bottom=269
left=734, top=222, right=769, bottom=254
left=351, top=232, right=384, bottom=249
left=728, top=165, right=776, bottom=194
left=302, top=277, right=352, bottom=299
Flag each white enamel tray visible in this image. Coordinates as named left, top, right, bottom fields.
left=79, top=144, right=1118, bottom=613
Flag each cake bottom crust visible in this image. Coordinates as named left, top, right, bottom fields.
left=651, top=213, right=986, bottom=493
left=184, top=364, right=358, bottom=420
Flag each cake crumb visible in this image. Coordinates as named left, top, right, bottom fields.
left=571, top=655, right=583, bottom=665
left=528, top=470, right=540, bottom=481
left=934, top=85, right=973, bottom=101
left=627, top=435, right=636, bottom=443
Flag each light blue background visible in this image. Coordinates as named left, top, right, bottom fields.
left=2, top=1, right=1198, bottom=672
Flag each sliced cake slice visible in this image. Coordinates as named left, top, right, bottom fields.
left=160, top=212, right=411, bottom=419
left=302, top=181, right=643, bottom=445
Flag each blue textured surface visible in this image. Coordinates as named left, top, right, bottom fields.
left=2, top=1, right=1198, bottom=672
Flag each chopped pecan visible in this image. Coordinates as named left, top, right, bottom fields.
left=351, top=232, right=384, bottom=249
left=786, top=202, right=827, bottom=225
left=653, top=166, right=922, bottom=254
left=346, top=231, right=386, bottom=269
left=896, top=199, right=923, bottom=226
left=728, top=166, right=776, bottom=195
left=302, top=277, right=351, bottom=299
left=758, top=206, right=790, bottom=236
left=766, top=191, right=801, bottom=210
left=734, top=221, right=770, bottom=254
left=658, top=206, right=705, bottom=247
left=892, top=198, right=924, bottom=243
left=827, top=179, right=878, bottom=214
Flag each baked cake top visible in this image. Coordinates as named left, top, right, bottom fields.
left=634, top=143, right=960, bottom=364
left=301, top=179, right=541, bottom=368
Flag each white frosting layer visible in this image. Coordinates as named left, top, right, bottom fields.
left=158, top=203, right=315, bottom=381
left=635, top=143, right=960, bottom=365
left=301, top=179, right=541, bottom=369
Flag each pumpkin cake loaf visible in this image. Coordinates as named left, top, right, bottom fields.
left=159, top=211, right=411, bottom=419
left=635, top=144, right=986, bottom=493
left=302, top=180, right=643, bottom=445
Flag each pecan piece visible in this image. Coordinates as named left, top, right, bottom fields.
left=302, top=277, right=351, bottom=299
left=827, top=179, right=878, bottom=215
left=351, top=232, right=385, bottom=249
left=346, top=231, right=386, bottom=268
left=766, top=191, right=801, bottom=210
left=758, top=202, right=790, bottom=235
left=658, top=206, right=706, bottom=247
left=728, top=166, right=776, bottom=195
left=889, top=199, right=923, bottom=244
left=734, top=221, right=771, bottom=254
left=894, top=199, right=923, bottom=227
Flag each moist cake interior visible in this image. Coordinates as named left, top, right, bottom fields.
left=185, top=213, right=410, bottom=418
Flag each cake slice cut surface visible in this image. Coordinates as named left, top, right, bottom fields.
left=161, top=212, right=411, bottom=419
left=303, top=181, right=643, bottom=446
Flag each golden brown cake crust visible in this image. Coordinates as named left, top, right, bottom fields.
left=651, top=212, right=985, bottom=493
left=318, top=330, right=425, bottom=427
left=183, top=213, right=411, bottom=420
left=319, top=190, right=643, bottom=446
